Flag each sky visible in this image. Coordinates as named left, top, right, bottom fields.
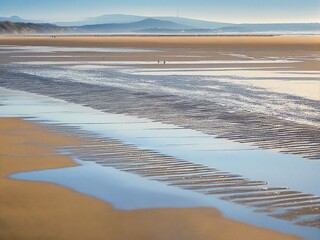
left=0, top=0, right=319, bottom=23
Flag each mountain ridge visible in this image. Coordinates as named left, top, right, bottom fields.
left=0, top=21, right=75, bottom=34
left=54, top=14, right=232, bottom=29
left=0, top=14, right=319, bottom=35
left=79, top=18, right=191, bottom=32
left=0, top=16, right=28, bottom=22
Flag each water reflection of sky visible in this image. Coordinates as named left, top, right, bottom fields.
left=0, top=87, right=319, bottom=196
left=11, top=158, right=319, bottom=240
left=11, top=61, right=319, bottom=126
left=1, top=87, right=319, bottom=239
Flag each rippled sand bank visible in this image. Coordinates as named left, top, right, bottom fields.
left=0, top=117, right=302, bottom=240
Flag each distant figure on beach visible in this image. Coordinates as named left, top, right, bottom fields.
left=164, top=61, right=166, bottom=64
left=158, top=61, right=160, bottom=64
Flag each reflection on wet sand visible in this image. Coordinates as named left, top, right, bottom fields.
left=0, top=87, right=319, bottom=239
left=0, top=37, right=319, bottom=239
left=4, top=118, right=302, bottom=240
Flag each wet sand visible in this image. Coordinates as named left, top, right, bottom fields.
left=0, top=36, right=319, bottom=158
left=0, top=117, right=301, bottom=240
left=0, top=36, right=318, bottom=103
left=0, top=36, right=318, bottom=71
left=231, top=79, right=320, bottom=101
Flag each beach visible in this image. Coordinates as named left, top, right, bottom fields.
left=0, top=35, right=319, bottom=50
left=0, top=117, right=302, bottom=240
left=0, top=35, right=319, bottom=239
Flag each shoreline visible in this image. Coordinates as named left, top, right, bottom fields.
left=0, top=117, right=301, bottom=240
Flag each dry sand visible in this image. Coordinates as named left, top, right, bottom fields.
left=0, top=35, right=319, bottom=50
left=0, top=117, right=301, bottom=240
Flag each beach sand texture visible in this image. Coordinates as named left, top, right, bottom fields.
left=0, top=35, right=319, bottom=50
left=0, top=117, right=301, bottom=240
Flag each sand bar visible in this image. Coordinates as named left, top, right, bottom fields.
left=0, top=117, right=301, bottom=240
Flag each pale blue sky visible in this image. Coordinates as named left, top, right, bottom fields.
left=1, top=0, right=319, bottom=23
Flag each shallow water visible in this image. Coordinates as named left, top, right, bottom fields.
left=128, top=67, right=320, bottom=101
left=0, top=88, right=318, bottom=194
left=12, top=62, right=319, bottom=126
left=11, top=158, right=318, bottom=239
left=1, top=87, right=319, bottom=240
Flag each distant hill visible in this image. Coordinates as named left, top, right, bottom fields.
left=0, top=21, right=75, bottom=34
left=0, top=16, right=30, bottom=22
left=1, top=15, right=319, bottom=35
left=79, top=18, right=191, bottom=32
left=55, top=14, right=146, bottom=26
left=0, top=19, right=189, bottom=34
left=1, top=14, right=320, bottom=34
left=155, top=16, right=231, bottom=29
left=0, top=16, right=44, bottom=24
left=55, top=14, right=231, bottom=29
left=53, top=14, right=320, bottom=33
